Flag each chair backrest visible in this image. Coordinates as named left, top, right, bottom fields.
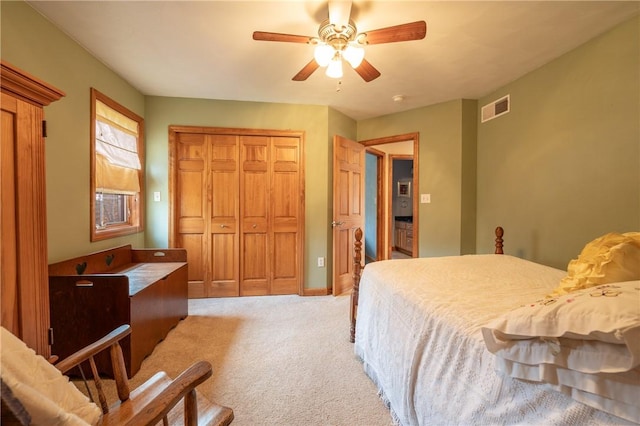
left=2, top=324, right=234, bottom=426
left=53, top=324, right=133, bottom=415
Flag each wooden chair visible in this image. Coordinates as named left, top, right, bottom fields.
left=1, top=325, right=234, bottom=426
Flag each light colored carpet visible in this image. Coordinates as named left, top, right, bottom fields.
left=124, top=294, right=393, bottom=425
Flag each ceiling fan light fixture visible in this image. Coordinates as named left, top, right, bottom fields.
left=326, top=57, right=343, bottom=79
left=343, top=43, right=365, bottom=68
left=314, top=43, right=334, bottom=67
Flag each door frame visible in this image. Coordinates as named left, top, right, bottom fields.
left=365, top=147, right=385, bottom=262
left=360, top=132, right=419, bottom=259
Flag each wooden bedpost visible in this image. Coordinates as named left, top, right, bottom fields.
left=495, top=227, right=504, bottom=254
left=350, top=227, right=363, bottom=343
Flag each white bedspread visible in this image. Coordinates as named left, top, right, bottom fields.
left=354, top=255, right=635, bottom=425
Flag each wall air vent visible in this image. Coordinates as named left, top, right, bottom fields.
left=481, top=94, right=510, bottom=123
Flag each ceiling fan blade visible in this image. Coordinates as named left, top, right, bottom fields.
left=363, top=21, right=427, bottom=45
left=253, top=31, right=313, bottom=44
left=354, top=59, right=381, bottom=82
left=292, top=59, right=320, bottom=81
left=328, top=0, right=352, bottom=30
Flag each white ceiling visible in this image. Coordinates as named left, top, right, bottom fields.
left=28, top=1, right=639, bottom=120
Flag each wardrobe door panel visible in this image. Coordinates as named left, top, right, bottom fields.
left=209, top=135, right=239, bottom=296
left=271, top=137, right=301, bottom=294
left=240, top=136, right=269, bottom=295
left=208, top=233, right=238, bottom=296
left=1, top=62, right=64, bottom=356
left=176, top=133, right=208, bottom=297
left=1, top=98, right=20, bottom=335
left=241, top=233, right=268, bottom=296
left=272, top=232, right=298, bottom=294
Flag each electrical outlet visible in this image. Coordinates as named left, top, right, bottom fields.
left=317, top=257, right=325, bottom=268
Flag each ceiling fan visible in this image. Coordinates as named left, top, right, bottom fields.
left=252, top=1, right=426, bottom=82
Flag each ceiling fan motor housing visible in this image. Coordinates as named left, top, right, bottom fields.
left=317, top=19, right=362, bottom=50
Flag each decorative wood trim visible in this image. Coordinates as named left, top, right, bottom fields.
left=302, top=287, right=330, bottom=296
left=359, top=132, right=419, bottom=258
left=350, top=227, right=363, bottom=343
left=366, top=147, right=385, bottom=261
left=90, top=88, right=145, bottom=242
left=168, top=125, right=305, bottom=138
left=0, top=61, right=65, bottom=107
left=359, top=132, right=419, bottom=147
left=495, top=226, right=504, bottom=254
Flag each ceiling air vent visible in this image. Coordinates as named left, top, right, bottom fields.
left=481, top=94, right=510, bottom=123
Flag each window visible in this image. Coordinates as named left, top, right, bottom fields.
left=90, top=88, right=144, bottom=241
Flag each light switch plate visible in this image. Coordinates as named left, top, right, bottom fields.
left=153, top=191, right=161, bottom=202
left=421, top=193, right=431, bottom=203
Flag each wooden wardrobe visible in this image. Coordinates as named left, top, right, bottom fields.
left=1, top=61, right=65, bottom=357
left=169, top=126, right=305, bottom=298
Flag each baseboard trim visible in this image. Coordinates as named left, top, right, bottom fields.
left=302, top=287, right=330, bottom=296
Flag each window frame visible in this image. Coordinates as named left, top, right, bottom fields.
left=90, top=88, right=145, bottom=241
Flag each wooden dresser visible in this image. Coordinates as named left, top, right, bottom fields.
left=1, top=61, right=65, bottom=358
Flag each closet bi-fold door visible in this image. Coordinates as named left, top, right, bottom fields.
left=175, top=133, right=239, bottom=297
left=171, top=127, right=304, bottom=298
left=239, top=135, right=302, bottom=296
left=270, top=136, right=302, bottom=295
left=209, top=135, right=240, bottom=296
left=240, top=136, right=269, bottom=295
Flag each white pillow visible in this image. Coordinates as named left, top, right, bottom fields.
left=495, top=358, right=640, bottom=423
left=0, top=327, right=102, bottom=425
left=482, top=280, right=640, bottom=373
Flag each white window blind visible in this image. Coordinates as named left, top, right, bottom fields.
left=95, top=100, right=141, bottom=194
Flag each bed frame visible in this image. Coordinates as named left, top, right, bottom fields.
left=349, top=226, right=504, bottom=343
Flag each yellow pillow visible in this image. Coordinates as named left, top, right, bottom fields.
left=549, top=232, right=640, bottom=297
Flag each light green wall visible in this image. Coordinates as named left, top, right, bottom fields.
left=144, top=97, right=336, bottom=290
left=357, top=100, right=476, bottom=257
left=460, top=99, right=478, bottom=254
left=4, top=0, right=637, bottom=281
left=477, top=15, right=640, bottom=269
left=1, top=1, right=146, bottom=263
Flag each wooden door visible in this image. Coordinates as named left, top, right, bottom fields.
left=271, top=136, right=303, bottom=295
left=170, top=126, right=304, bottom=298
left=332, top=135, right=365, bottom=296
left=175, top=133, right=240, bottom=297
left=175, top=132, right=209, bottom=297
left=209, top=135, right=240, bottom=296
left=240, top=136, right=270, bottom=296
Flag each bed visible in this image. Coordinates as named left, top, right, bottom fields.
left=350, top=228, right=640, bottom=425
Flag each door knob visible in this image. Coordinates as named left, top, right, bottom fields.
left=331, top=221, right=344, bottom=228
